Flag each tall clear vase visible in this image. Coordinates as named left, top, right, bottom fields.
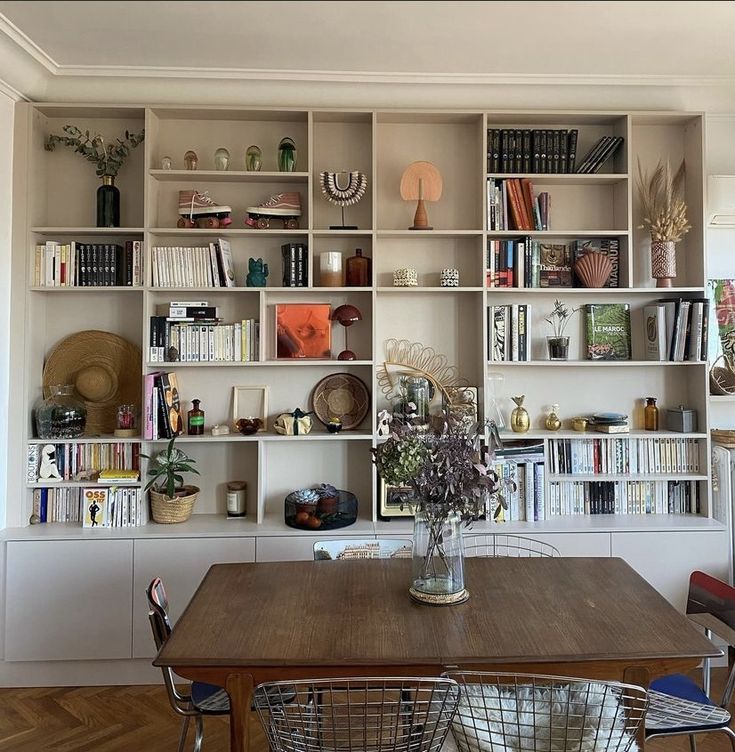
left=410, top=509, right=468, bottom=605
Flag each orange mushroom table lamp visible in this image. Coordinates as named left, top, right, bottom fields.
left=400, top=161, right=443, bottom=230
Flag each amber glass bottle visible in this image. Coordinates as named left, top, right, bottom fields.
left=644, top=397, right=659, bottom=431
left=188, top=399, right=205, bottom=435
left=345, top=248, right=371, bottom=287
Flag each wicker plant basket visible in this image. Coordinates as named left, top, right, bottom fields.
left=149, top=485, right=199, bottom=524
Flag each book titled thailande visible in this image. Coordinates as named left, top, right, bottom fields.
left=585, top=303, right=631, bottom=360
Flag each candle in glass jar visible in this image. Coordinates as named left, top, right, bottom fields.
left=319, top=251, right=343, bottom=287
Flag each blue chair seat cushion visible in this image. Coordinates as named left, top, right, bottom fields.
left=646, top=675, right=731, bottom=734
left=192, top=682, right=230, bottom=714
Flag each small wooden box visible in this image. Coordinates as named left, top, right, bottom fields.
left=666, top=406, right=697, bottom=433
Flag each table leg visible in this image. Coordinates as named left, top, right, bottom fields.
left=226, top=672, right=253, bottom=752
left=623, top=666, right=650, bottom=751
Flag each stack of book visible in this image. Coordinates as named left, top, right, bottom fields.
left=487, top=305, right=532, bottom=362
left=487, top=178, right=549, bottom=231
left=487, top=128, right=579, bottom=174
left=27, top=442, right=139, bottom=482
left=644, top=299, right=709, bottom=362
left=31, top=486, right=145, bottom=526
left=281, top=243, right=309, bottom=286
left=491, top=442, right=545, bottom=522
left=151, top=238, right=235, bottom=288
left=32, top=240, right=143, bottom=287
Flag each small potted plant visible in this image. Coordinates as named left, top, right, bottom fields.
left=141, top=437, right=200, bottom=523
left=545, top=299, right=580, bottom=361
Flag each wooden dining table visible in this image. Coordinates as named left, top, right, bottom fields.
left=154, top=556, right=719, bottom=752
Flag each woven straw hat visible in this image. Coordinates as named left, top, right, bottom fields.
left=43, top=330, right=141, bottom=435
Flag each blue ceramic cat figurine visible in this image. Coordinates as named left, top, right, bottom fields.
left=246, top=257, right=269, bottom=287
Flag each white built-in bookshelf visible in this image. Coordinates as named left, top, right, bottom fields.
left=7, top=105, right=716, bottom=539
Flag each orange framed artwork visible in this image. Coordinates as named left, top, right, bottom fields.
left=275, top=303, right=332, bottom=359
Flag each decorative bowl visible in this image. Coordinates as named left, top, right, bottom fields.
left=236, top=416, right=262, bottom=435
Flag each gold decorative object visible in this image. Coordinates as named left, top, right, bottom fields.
left=573, top=251, right=613, bottom=288
left=571, top=417, right=589, bottom=432
left=545, top=404, right=562, bottom=431
left=510, top=395, right=530, bottom=433
left=376, top=339, right=467, bottom=405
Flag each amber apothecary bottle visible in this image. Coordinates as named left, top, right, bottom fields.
left=345, top=248, right=371, bottom=287
left=188, top=399, right=205, bottom=435
left=644, top=397, right=659, bottom=431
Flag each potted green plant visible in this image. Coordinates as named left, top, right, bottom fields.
left=45, top=125, right=144, bottom=228
left=545, top=299, right=580, bottom=360
left=141, top=437, right=200, bottom=524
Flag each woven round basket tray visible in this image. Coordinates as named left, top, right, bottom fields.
left=712, top=429, right=735, bottom=448
left=149, top=486, right=199, bottom=524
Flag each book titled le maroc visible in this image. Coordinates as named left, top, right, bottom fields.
left=585, top=303, right=632, bottom=360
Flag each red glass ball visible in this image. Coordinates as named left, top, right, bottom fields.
left=332, top=304, right=362, bottom=327
left=338, top=350, right=356, bottom=361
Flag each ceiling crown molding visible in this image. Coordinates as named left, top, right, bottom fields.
left=0, top=13, right=57, bottom=73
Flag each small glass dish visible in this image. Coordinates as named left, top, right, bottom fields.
left=236, top=417, right=262, bottom=435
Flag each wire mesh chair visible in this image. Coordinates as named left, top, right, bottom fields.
left=147, top=577, right=230, bottom=752
left=645, top=570, right=735, bottom=750
left=254, top=677, right=460, bottom=752
left=444, top=671, right=647, bottom=752
left=313, top=538, right=413, bottom=560
left=463, top=534, right=560, bottom=558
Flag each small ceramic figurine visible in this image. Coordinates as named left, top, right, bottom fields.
left=161, top=156, right=172, bottom=170
left=214, top=147, right=230, bottom=171
left=246, top=145, right=262, bottom=171
left=377, top=409, right=392, bottom=436
left=510, top=396, right=530, bottom=433
left=184, top=150, right=198, bottom=170
left=545, top=404, right=562, bottom=431
left=38, top=444, right=62, bottom=482
left=246, top=257, right=269, bottom=287
left=326, top=417, right=343, bottom=433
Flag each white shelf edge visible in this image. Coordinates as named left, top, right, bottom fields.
left=146, top=360, right=373, bottom=367
left=486, top=360, right=706, bottom=367
left=548, top=474, right=707, bottom=482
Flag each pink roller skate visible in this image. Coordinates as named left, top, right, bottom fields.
left=177, top=190, right=233, bottom=229
left=245, top=192, right=301, bottom=229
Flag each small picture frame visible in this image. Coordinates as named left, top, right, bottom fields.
left=232, top=385, right=268, bottom=431
left=378, top=475, right=415, bottom=518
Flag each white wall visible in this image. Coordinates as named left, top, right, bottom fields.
left=0, top=89, right=14, bottom=529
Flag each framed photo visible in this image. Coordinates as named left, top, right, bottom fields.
left=232, top=385, right=268, bottom=431
left=275, top=303, right=332, bottom=359
left=378, top=475, right=415, bottom=518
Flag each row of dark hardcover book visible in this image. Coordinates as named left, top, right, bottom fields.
left=547, top=480, right=700, bottom=516
left=33, top=240, right=143, bottom=287
left=486, top=129, right=624, bottom=174
left=487, top=304, right=532, bottom=361
left=487, top=238, right=619, bottom=289
left=487, top=128, right=579, bottom=174
left=644, top=298, right=709, bottom=363
left=281, top=243, right=309, bottom=287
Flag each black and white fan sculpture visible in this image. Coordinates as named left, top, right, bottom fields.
left=319, top=170, right=368, bottom=229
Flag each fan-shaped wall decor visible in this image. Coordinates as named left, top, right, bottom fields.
left=319, top=170, right=368, bottom=230
left=376, top=338, right=467, bottom=405
left=399, top=161, right=443, bottom=230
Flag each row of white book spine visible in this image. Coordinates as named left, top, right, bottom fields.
left=149, top=320, right=260, bottom=363
left=547, top=437, right=701, bottom=475
left=151, top=243, right=234, bottom=288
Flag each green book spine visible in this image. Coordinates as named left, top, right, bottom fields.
left=585, top=303, right=632, bottom=360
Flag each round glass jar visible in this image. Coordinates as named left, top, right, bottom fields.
left=36, top=384, right=87, bottom=439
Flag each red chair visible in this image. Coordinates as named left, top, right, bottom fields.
left=646, top=570, right=735, bottom=750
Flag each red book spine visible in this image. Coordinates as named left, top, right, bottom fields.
left=506, top=179, right=526, bottom=230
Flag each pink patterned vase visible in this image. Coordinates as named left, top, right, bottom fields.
left=651, top=240, right=676, bottom=288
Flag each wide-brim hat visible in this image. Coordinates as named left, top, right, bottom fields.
left=43, top=330, right=141, bottom=435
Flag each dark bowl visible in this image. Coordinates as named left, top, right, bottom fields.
left=236, top=417, right=262, bottom=435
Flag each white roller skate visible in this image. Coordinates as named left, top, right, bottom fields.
left=177, top=190, right=233, bottom=229
left=245, top=192, right=301, bottom=229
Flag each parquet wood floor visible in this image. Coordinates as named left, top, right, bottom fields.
left=0, top=673, right=733, bottom=751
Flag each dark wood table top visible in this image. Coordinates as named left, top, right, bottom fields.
left=155, top=557, right=719, bottom=669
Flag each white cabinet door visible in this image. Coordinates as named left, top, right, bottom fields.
left=133, top=537, right=255, bottom=658
left=527, top=533, right=611, bottom=557
left=5, top=539, right=133, bottom=661
left=611, top=531, right=730, bottom=611
left=256, top=536, right=323, bottom=562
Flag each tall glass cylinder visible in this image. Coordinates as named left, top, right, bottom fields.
left=411, top=510, right=466, bottom=605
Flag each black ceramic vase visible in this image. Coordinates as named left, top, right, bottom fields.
left=97, top=175, right=120, bottom=228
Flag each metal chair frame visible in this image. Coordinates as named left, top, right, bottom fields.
left=147, top=577, right=228, bottom=752
left=313, top=538, right=413, bottom=560
left=254, top=677, right=460, bottom=752
left=462, top=533, right=560, bottom=558
left=646, top=570, right=735, bottom=751
left=444, top=670, right=647, bottom=752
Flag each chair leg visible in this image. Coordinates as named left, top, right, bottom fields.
left=721, top=725, right=735, bottom=752
left=193, top=714, right=204, bottom=752
left=689, top=734, right=697, bottom=752
left=177, top=716, right=190, bottom=752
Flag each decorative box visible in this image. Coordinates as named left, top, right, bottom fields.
left=665, top=405, right=697, bottom=433
left=393, top=268, right=418, bottom=287
left=440, top=268, right=460, bottom=287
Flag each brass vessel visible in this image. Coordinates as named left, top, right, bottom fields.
left=510, top=395, right=530, bottom=433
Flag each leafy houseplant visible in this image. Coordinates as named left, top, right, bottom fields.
left=45, top=125, right=145, bottom=228
left=636, top=158, right=691, bottom=287
left=372, top=413, right=505, bottom=605
left=141, top=437, right=200, bottom=523
left=545, top=299, right=580, bottom=360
